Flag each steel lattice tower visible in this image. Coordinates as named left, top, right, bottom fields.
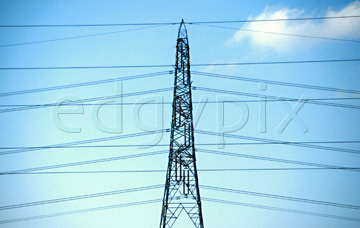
left=160, top=20, right=204, bottom=228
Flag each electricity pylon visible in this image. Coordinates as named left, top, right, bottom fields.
left=160, top=20, right=204, bottom=228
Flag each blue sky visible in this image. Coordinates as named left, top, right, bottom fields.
left=0, top=0, right=360, bottom=227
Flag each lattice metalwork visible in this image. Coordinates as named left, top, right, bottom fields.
left=160, top=20, right=204, bottom=228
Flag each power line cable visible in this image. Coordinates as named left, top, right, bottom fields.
left=8, top=22, right=358, bottom=49
left=0, top=184, right=163, bottom=211
left=203, top=197, right=360, bottom=222
left=1, top=15, right=359, bottom=28
left=1, top=140, right=358, bottom=149
left=0, top=25, right=171, bottom=48
left=2, top=167, right=360, bottom=176
left=0, top=87, right=172, bottom=114
left=0, top=198, right=162, bottom=224
left=0, top=59, right=359, bottom=71
left=195, top=86, right=360, bottom=109
left=193, top=23, right=360, bottom=43
left=0, top=64, right=174, bottom=70
left=195, top=130, right=360, bottom=155
left=188, top=16, right=360, bottom=24
left=2, top=96, right=360, bottom=107
left=2, top=97, right=359, bottom=107
left=0, top=183, right=358, bottom=225
left=1, top=150, right=168, bottom=174
left=197, top=148, right=360, bottom=173
left=193, top=71, right=360, bottom=94
left=1, top=170, right=166, bottom=175
left=0, top=22, right=177, bottom=28
left=3, top=147, right=358, bottom=177
left=0, top=129, right=168, bottom=156
left=202, top=185, right=360, bottom=210
left=193, top=59, right=360, bottom=67
left=0, top=71, right=171, bottom=97
left=0, top=135, right=357, bottom=172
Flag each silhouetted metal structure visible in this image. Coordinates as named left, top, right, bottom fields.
left=160, top=20, right=204, bottom=228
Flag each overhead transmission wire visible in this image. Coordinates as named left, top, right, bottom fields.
left=0, top=199, right=163, bottom=225
left=0, top=69, right=358, bottom=107
left=0, top=182, right=358, bottom=212
left=1, top=150, right=168, bottom=174
left=0, top=22, right=177, bottom=28
left=2, top=167, right=360, bottom=176
left=188, top=16, right=360, bottom=24
left=0, top=129, right=168, bottom=156
left=192, top=71, right=360, bottom=95
left=1, top=97, right=359, bottom=107
left=0, top=69, right=358, bottom=111
left=2, top=147, right=358, bottom=176
left=0, top=87, right=173, bottom=114
left=195, top=130, right=360, bottom=155
left=194, top=86, right=360, bottom=109
left=0, top=24, right=171, bottom=48
left=202, top=197, right=360, bottom=223
left=192, top=23, right=360, bottom=43
left=2, top=97, right=359, bottom=108
left=1, top=139, right=358, bottom=149
left=0, top=184, right=163, bottom=211
left=0, top=71, right=171, bottom=97
left=201, top=185, right=360, bottom=210
left=0, top=183, right=358, bottom=223
left=196, top=149, right=360, bottom=173
left=1, top=15, right=359, bottom=28
left=1, top=92, right=358, bottom=109
left=0, top=16, right=357, bottom=49
left=0, top=18, right=358, bottom=48
left=0, top=59, right=359, bottom=71
left=0, top=131, right=357, bottom=156
left=0, top=197, right=358, bottom=224
left=0, top=170, right=166, bottom=175
left=1, top=72, right=358, bottom=109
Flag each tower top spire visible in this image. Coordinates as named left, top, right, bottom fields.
left=177, top=19, right=188, bottom=41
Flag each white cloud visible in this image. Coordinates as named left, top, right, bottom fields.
left=230, top=1, right=360, bottom=53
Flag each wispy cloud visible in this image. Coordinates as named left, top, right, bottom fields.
left=229, top=1, right=360, bottom=53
